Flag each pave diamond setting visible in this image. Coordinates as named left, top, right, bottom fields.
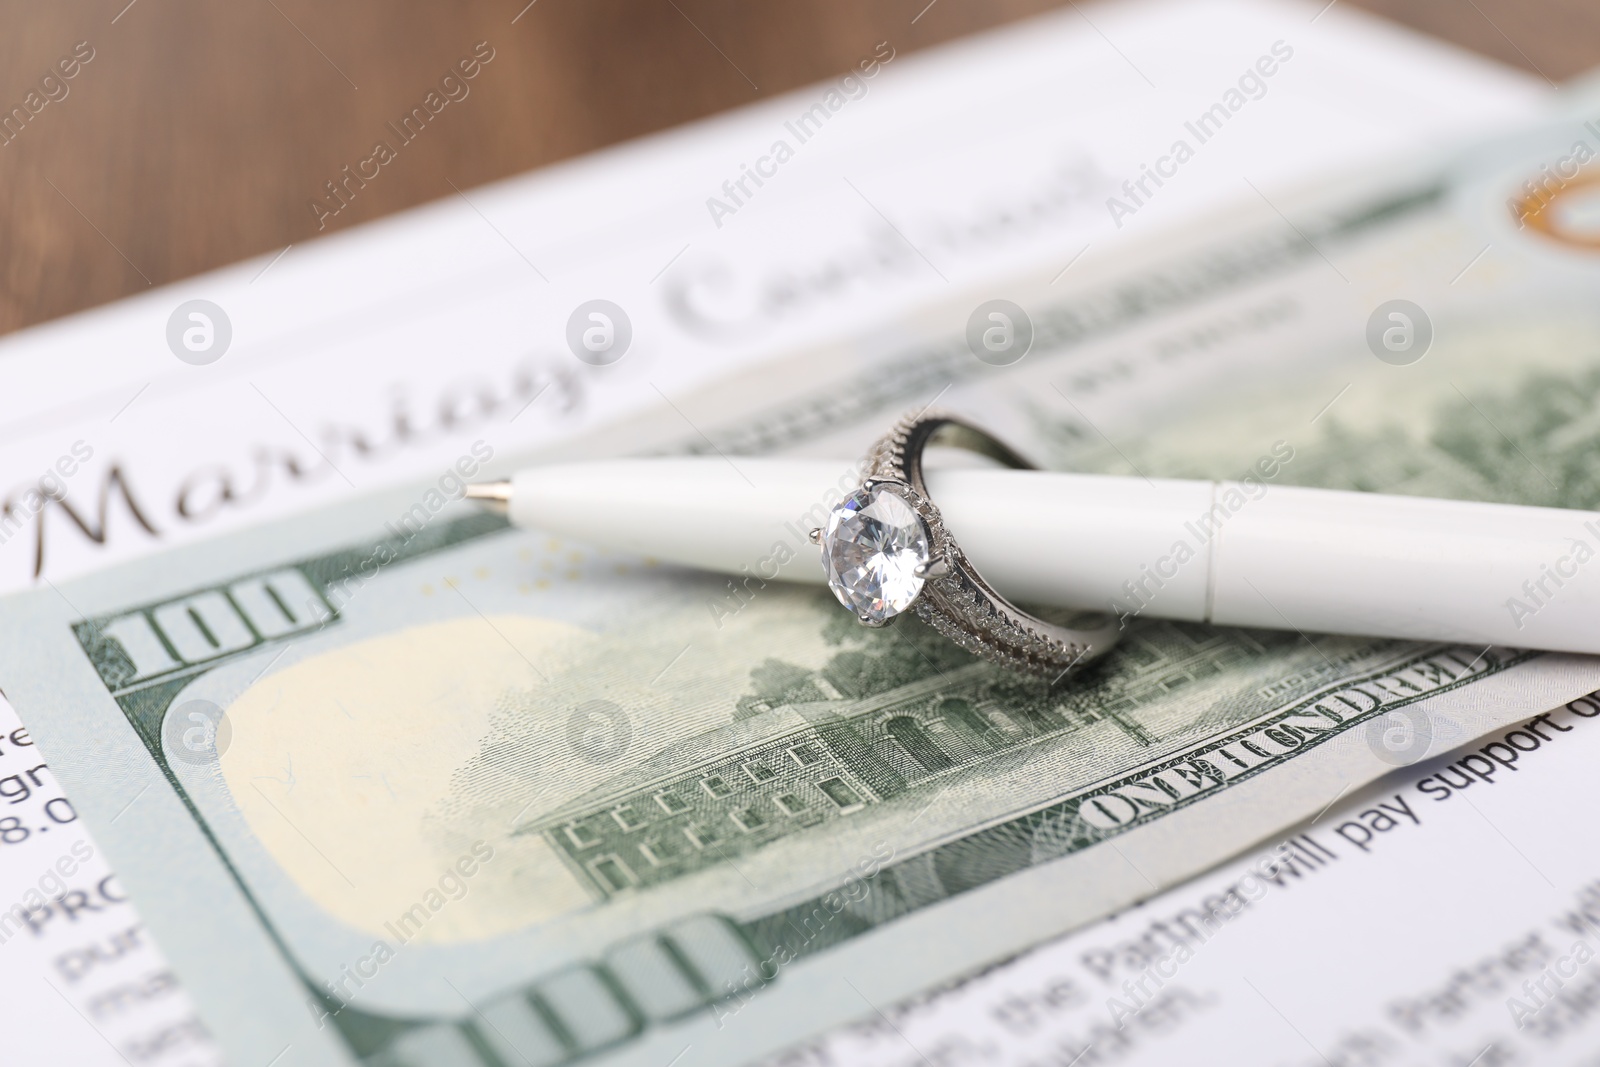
left=821, top=483, right=931, bottom=625
left=817, top=409, right=1122, bottom=677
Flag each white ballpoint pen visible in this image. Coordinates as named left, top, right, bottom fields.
left=466, top=457, right=1600, bottom=656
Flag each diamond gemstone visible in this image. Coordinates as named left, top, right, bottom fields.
left=821, top=484, right=931, bottom=624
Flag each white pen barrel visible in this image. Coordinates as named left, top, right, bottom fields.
left=510, top=459, right=876, bottom=580
left=922, top=468, right=1213, bottom=620
left=507, top=460, right=1600, bottom=654
left=508, top=461, right=1211, bottom=615
left=1209, top=483, right=1600, bottom=653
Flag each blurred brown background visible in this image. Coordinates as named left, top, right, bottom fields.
left=2, top=0, right=1597, bottom=337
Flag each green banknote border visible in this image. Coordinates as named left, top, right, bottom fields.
left=69, top=513, right=507, bottom=1059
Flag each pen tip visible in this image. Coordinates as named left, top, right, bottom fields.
left=465, top=480, right=512, bottom=515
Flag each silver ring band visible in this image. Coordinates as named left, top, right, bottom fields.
left=816, top=409, right=1121, bottom=678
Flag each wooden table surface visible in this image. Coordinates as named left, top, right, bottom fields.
left=2, top=0, right=1596, bottom=338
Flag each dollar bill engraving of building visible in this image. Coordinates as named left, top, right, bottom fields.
left=525, top=621, right=1284, bottom=899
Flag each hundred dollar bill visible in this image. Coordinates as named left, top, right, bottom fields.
left=7, top=105, right=1600, bottom=1067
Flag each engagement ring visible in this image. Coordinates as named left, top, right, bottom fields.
left=810, top=410, right=1121, bottom=678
